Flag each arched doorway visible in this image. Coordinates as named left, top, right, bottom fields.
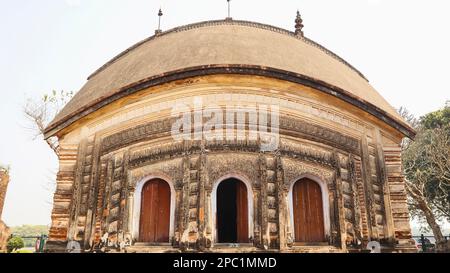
left=139, top=178, right=171, bottom=243
left=292, top=178, right=326, bottom=243
left=216, top=178, right=249, bottom=243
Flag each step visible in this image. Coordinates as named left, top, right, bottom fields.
left=125, top=244, right=181, bottom=253
left=288, top=246, right=343, bottom=253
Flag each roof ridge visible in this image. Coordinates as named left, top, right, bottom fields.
left=87, top=19, right=368, bottom=82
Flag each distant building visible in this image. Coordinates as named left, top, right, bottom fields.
left=43, top=13, right=416, bottom=253
left=0, top=168, right=10, bottom=252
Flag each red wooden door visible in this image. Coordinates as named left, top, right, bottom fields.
left=139, top=179, right=171, bottom=243
left=293, top=179, right=325, bottom=242
left=236, top=181, right=249, bottom=243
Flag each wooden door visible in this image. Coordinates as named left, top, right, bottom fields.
left=139, top=179, right=171, bottom=243
left=293, top=179, right=325, bottom=242
left=236, top=181, right=249, bottom=243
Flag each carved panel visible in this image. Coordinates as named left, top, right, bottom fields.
left=100, top=116, right=360, bottom=156
left=282, top=158, right=334, bottom=189
left=128, top=158, right=184, bottom=190
left=206, top=153, right=259, bottom=188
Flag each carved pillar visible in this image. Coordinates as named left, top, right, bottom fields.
left=104, top=153, right=126, bottom=247
left=374, top=129, right=396, bottom=244
left=275, top=154, right=289, bottom=251
left=83, top=135, right=102, bottom=249
left=353, top=157, right=371, bottom=244
left=101, top=159, right=114, bottom=239
left=90, top=160, right=108, bottom=247
left=67, top=139, right=88, bottom=243
left=258, top=153, right=269, bottom=249
left=333, top=151, right=347, bottom=252
left=118, top=151, right=130, bottom=248
left=360, top=133, right=378, bottom=240
left=196, top=146, right=209, bottom=250
left=348, top=154, right=363, bottom=244
left=328, top=173, right=339, bottom=246
left=173, top=157, right=186, bottom=247
left=253, top=160, right=262, bottom=248
left=126, top=191, right=133, bottom=243
left=180, top=144, right=199, bottom=249
left=179, top=154, right=190, bottom=248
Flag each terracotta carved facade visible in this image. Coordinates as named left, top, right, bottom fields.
left=43, top=20, right=416, bottom=253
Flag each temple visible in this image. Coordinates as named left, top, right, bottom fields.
left=43, top=13, right=416, bottom=253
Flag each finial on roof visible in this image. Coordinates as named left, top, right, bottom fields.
left=226, top=0, right=232, bottom=20
left=295, top=10, right=304, bottom=37
left=155, top=8, right=163, bottom=35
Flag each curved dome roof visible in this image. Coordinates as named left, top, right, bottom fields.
left=45, top=19, right=414, bottom=138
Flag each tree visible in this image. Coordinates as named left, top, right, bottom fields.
left=11, top=225, right=49, bottom=247
left=23, top=90, right=74, bottom=156
left=7, top=236, right=25, bottom=253
left=401, top=102, right=450, bottom=252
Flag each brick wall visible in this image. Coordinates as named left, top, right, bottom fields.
left=0, top=169, right=9, bottom=221
left=0, top=220, right=9, bottom=252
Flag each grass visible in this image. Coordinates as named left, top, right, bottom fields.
left=13, top=248, right=34, bottom=254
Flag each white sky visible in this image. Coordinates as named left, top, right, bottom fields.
left=0, top=0, right=449, bottom=227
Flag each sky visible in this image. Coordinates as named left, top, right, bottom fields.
left=0, top=0, right=449, bottom=228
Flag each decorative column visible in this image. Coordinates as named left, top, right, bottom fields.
left=328, top=171, right=339, bottom=246
left=252, top=155, right=263, bottom=248
left=275, top=153, right=288, bottom=251
left=83, top=135, right=102, bottom=249
left=333, top=151, right=347, bottom=252
left=197, top=144, right=209, bottom=250
left=90, top=160, right=108, bottom=247
left=258, top=153, right=269, bottom=249
left=360, top=133, right=378, bottom=240
left=66, top=139, right=89, bottom=243
left=179, top=154, right=191, bottom=249
left=173, top=157, right=187, bottom=247
left=374, top=129, right=396, bottom=244
left=46, top=143, right=80, bottom=252
left=348, top=154, right=364, bottom=244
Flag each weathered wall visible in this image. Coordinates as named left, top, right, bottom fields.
left=0, top=169, right=9, bottom=220
left=45, top=75, right=415, bottom=253
left=0, top=220, right=10, bottom=253
left=46, top=146, right=78, bottom=251
left=0, top=169, right=10, bottom=252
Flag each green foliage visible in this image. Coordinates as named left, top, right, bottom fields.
left=14, top=249, right=33, bottom=254
left=11, top=225, right=49, bottom=247
left=42, top=90, right=74, bottom=113
left=421, top=102, right=450, bottom=130
left=7, top=237, right=24, bottom=253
